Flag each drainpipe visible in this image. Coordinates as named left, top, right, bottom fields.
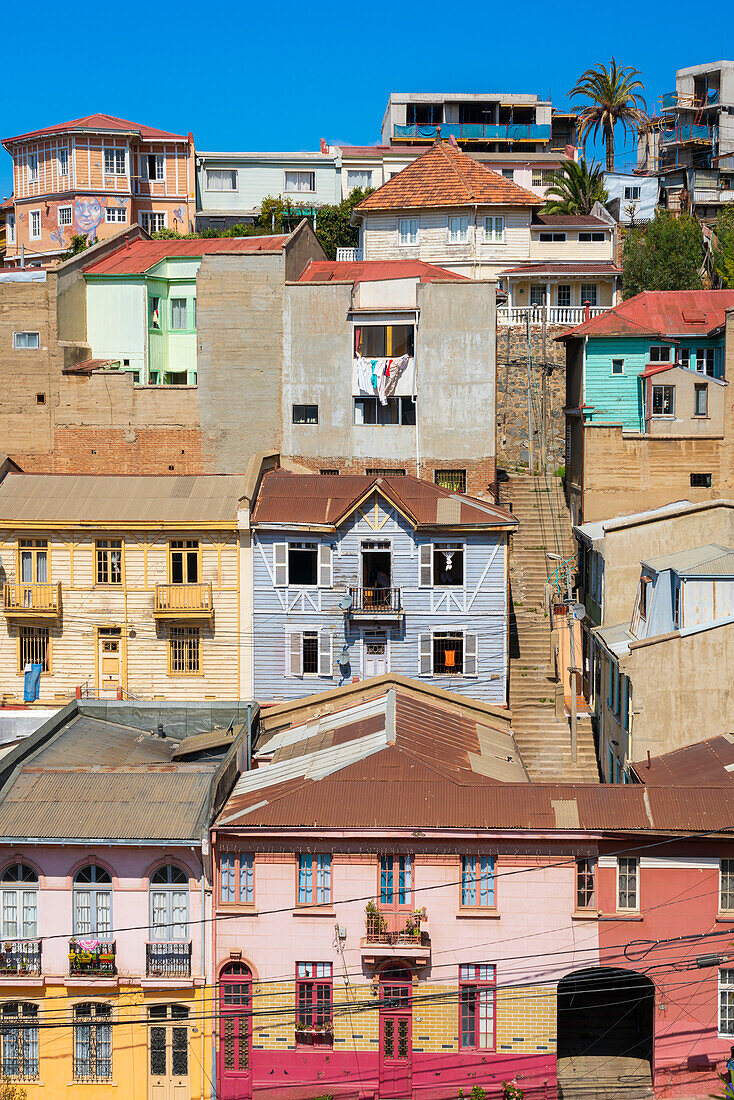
left=414, top=310, right=420, bottom=478
left=200, top=859, right=207, bottom=1100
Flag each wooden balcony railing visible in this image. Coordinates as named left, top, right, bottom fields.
left=349, top=587, right=402, bottom=616
left=68, top=939, right=116, bottom=977
left=0, top=939, right=41, bottom=976
left=146, top=941, right=192, bottom=977
left=154, top=582, right=213, bottom=619
left=2, top=582, right=61, bottom=617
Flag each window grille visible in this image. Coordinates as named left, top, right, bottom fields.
left=19, top=628, right=49, bottom=672
left=169, top=628, right=201, bottom=674
left=434, top=469, right=466, bottom=493
left=73, top=1003, right=112, bottom=1081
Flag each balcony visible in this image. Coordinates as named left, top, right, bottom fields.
left=2, top=582, right=61, bottom=618
left=0, top=940, right=41, bottom=977
left=497, top=305, right=610, bottom=327
left=361, top=907, right=430, bottom=967
left=68, top=939, right=116, bottom=977
left=146, top=941, right=192, bottom=978
left=393, top=123, right=551, bottom=142
left=661, top=121, right=714, bottom=145
left=154, top=582, right=213, bottom=620
left=336, top=247, right=363, bottom=262
left=348, top=587, right=402, bottom=619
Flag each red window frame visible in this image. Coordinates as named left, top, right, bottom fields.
left=296, top=962, right=333, bottom=1046
left=459, top=964, right=496, bottom=1051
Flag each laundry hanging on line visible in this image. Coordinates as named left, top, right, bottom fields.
left=355, top=355, right=411, bottom=405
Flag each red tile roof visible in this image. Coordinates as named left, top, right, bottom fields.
left=62, top=358, right=119, bottom=375
left=500, top=261, right=621, bottom=276
left=298, top=260, right=467, bottom=284
left=0, top=195, right=13, bottom=211
left=632, top=736, right=734, bottom=786
left=355, top=140, right=540, bottom=211
left=559, top=290, right=734, bottom=339
left=3, top=114, right=189, bottom=146
left=251, top=471, right=516, bottom=529
left=83, top=234, right=291, bottom=276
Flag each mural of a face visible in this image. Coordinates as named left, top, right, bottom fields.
left=74, top=197, right=105, bottom=239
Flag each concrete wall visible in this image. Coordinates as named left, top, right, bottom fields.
left=496, top=323, right=567, bottom=470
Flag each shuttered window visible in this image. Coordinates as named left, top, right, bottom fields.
left=417, top=632, right=477, bottom=676
left=286, top=631, right=333, bottom=678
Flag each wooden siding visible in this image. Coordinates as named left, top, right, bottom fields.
left=530, top=233, right=614, bottom=263
left=361, top=207, right=533, bottom=270
left=251, top=492, right=508, bottom=704
left=584, top=337, right=649, bottom=431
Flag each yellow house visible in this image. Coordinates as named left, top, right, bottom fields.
left=0, top=471, right=252, bottom=703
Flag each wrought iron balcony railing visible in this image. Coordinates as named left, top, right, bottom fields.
left=0, top=939, right=41, bottom=976
left=68, top=939, right=116, bottom=977
left=146, top=940, right=192, bottom=977
left=349, top=587, right=402, bottom=615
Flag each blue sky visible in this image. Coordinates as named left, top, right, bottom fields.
left=0, top=0, right=732, bottom=200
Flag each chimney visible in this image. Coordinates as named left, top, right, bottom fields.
left=320, top=138, right=328, bottom=154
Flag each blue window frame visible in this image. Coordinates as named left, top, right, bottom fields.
left=298, top=854, right=331, bottom=905
left=380, top=855, right=411, bottom=905
left=461, top=856, right=496, bottom=907
left=219, top=852, right=254, bottom=905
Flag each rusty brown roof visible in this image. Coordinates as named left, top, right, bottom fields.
left=251, top=471, right=515, bottom=529
left=632, top=735, right=734, bottom=786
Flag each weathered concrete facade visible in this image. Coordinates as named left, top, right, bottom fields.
left=495, top=323, right=566, bottom=470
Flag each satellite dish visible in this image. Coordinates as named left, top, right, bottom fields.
left=338, top=595, right=353, bottom=612
left=571, top=602, right=586, bottom=620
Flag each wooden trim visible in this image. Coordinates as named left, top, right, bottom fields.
left=16, top=625, right=52, bottom=676
left=167, top=625, right=203, bottom=676
left=167, top=539, right=202, bottom=585
left=92, top=538, right=125, bottom=588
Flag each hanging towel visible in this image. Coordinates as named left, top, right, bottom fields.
left=385, top=354, right=411, bottom=397
left=356, top=356, right=374, bottom=395
left=370, top=359, right=379, bottom=394
left=24, top=663, right=42, bottom=703
left=375, top=359, right=390, bottom=405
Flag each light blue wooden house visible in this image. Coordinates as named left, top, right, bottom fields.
left=247, top=471, right=516, bottom=704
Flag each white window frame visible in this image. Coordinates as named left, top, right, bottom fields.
left=432, top=541, right=466, bottom=588
left=274, top=541, right=331, bottom=590
left=0, top=865, right=39, bottom=940
left=13, top=332, right=40, bottom=350
left=140, top=212, right=167, bottom=234
left=649, top=344, right=672, bottom=363
left=148, top=866, right=189, bottom=941
left=484, top=216, right=505, bottom=243
left=27, top=153, right=38, bottom=184
left=696, top=347, right=716, bottom=375
left=284, top=170, right=315, bottom=194
left=6, top=213, right=14, bottom=245
left=29, top=209, right=41, bottom=240
left=104, top=148, right=127, bottom=176
left=651, top=384, right=675, bottom=417
left=720, top=860, right=734, bottom=913
left=616, top=856, right=639, bottom=912
left=611, top=358, right=624, bottom=375
left=397, top=217, right=418, bottom=246
left=346, top=169, right=373, bottom=191
left=72, top=866, right=113, bottom=938
left=538, top=231, right=567, bottom=242
left=285, top=628, right=333, bottom=679
left=205, top=168, right=238, bottom=191
left=142, top=153, right=165, bottom=182
left=105, top=207, right=127, bottom=223
left=719, top=969, right=734, bottom=1037
left=448, top=215, right=469, bottom=244
left=624, top=185, right=641, bottom=201
left=361, top=628, right=391, bottom=677
left=58, top=147, right=69, bottom=177
left=58, top=205, right=72, bottom=227
left=580, top=283, right=598, bottom=306
left=578, top=231, right=606, bottom=242
left=418, top=628, right=478, bottom=678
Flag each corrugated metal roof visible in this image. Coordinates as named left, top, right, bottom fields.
left=594, top=622, right=633, bottom=658
left=574, top=500, right=696, bottom=544
left=0, top=473, right=245, bottom=525
left=84, top=234, right=290, bottom=276
left=252, top=471, right=515, bottom=529
left=632, top=735, right=734, bottom=786
left=34, top=716, right=179, bottom=765
left=558, top=290, right=734, bottom=339
left=298, top=260, right=467, bottom=284
left=642, top=543, right=734, bottom=576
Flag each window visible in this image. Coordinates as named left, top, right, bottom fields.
left=58, top=206, right=72, bottom=226
left=298, top=854, right=331, bottom=905
left=696, top=347, right=716, bottom=375
left=433, top=543, right=464, bottom=586
left=73, top=866, right=112, bottom=937
left=721, top=861, right=734, bottom=913
left=433, top=631, right=464, bottom=674
left=1, top=865, right=38, bottom=940
left=0, top=1003, right=39, bottom=1080
left=354, top=324, right=414, bottom=358
left=624, top=185, right=641, bottom=201
left=169, top=540, right=199, bottom=584
left=720, top=970, right=734, bottom=1036
left=140, top=212, right=166, bottom=233
left=296, top=963, right=333, bottom=1043
left=319, top=469, right=340, bottom=476
left=459, top=964, right=496, bottom=1050
left=284, top=171, right=315, bottom=193
left=286, top=628, right=332, bottom=676
left=29, top=211, right=41, bottom=240
left=292, top=404, right=319, bottom=424
left=19, top=538, right=48, bottom=585
left=219, top=853, right=254, bottom=905
left=144, top=154, right=164, bottom=181
left=673, top=583, right=681, bottom=628
left=691, top=472, right=712, bottom=488
left=578, top=231, right=605, bottom=241
left=35, top=393, right=45, bottom=405
left=74, top=1003, right=112, bottom=1082
left=353, top=397, right=415, bottom=426
left=95, top=540, right=122, bottom=585
left=612, top=359, right=624, bottom=375
left=680, top=347, right=691, bottom=368
left=6, top=214, right=14, bottom=245
left=366, top=468, right=405, bottom=477
left=556, top=284, right=572, bottom=308
left=168, top=627, right=201, bottom=675
left=12, top=332, right=40, bottom=350
left=448, top=215, right=469, bottom=244
left=539, top=231, right=566, bottom=242
left=170, top=298, right=188, bottom=330
left=105, top=206, right=126, bottom=223
left=18, top=628, right=49, bottom=674
left=694, top=383, right=708, bottom=417
left=380, top=856, right=411, bottom=905
left=649, top=345, right=672, bottom=363
left=58, top=148, right=69, bottom=176
left=484, top=216, right=505, bottom=243
left=149, top=295, right=161, bottom=330
left=104, top=149, right=126, bottom=176
left=639, top=576, right=650, bottom=620
left=461, top=856, right=495, bottom=908
left=205, top=169, right=237, bottom=191
left=532, top=168, right=556, bottom=187
left=434, top=469, right=466, bottom=493
left=347, top=169, right=372, bottom=190
left=27, top=154, right=38, bottom=184
left=617, top=857, right=638, bottom=910
left=288, top=542, right=318, bottom=587
left=652, top=385, right=675, bottom=416
left=397, top=217, right=418, bottom=246
left=149, top=1005, right=188, bottom=1079
left=149, top=865, right=189, bottom=941
left=580, top=283, right=598, bottom=306
left=576, top=858, right=596, bottom=910
left=501, top=168, right=514, bottom=180
left=530, top=285, right=546, bottom=307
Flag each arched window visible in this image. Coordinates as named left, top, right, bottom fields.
left=0, top=1001, right=39, bottom=1080
left=149, top=865, right=189, bottom=941
left=73, top=866, right=112, bottom=939
left=1, top=864, right=38, bottom=941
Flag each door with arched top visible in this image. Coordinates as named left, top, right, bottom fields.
left=218, top=963, right=252, bottom=1100
left=379, top=966, right=412, bottom=1098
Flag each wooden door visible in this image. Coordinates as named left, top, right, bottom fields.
left=97, top=629, right=121, bottom=696
left=218, top=963, right=252, bottom=1100
left=148, top=1005, right=189, bottom=1100
left=379, top=968, right=412, bottom=1097
left=364, top=632, right=388, bottom=677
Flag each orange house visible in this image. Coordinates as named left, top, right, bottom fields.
left=2, top=113, right=196, bottom=265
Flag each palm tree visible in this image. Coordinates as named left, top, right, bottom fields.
left=570, top=58, right=648, bottom=171
left=542, top=159, right=608, bottom=216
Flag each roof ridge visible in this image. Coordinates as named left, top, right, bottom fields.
left=437, top=142, right=475, bottom=201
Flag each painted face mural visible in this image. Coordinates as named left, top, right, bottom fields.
left=74, top=197, right=105, bottom=239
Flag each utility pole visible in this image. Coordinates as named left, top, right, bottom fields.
left=526, top=314, right=534, bottom=476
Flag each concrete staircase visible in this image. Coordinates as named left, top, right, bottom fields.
left=501, top=473, right=599, bottom=783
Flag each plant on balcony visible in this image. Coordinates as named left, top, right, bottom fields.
left=365, top=900, right=387, bottom=938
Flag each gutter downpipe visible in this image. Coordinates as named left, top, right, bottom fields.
left=414, top=307, right=420, bottom=478
left=201, top=857, right=207, bottom=1100
left=210, top=826, right=217, bottom=1099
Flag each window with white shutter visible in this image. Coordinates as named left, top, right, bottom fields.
left=419, top=544, right=433, bottom=587
left=318, top=544, right=333, bottom=588
left=419, top=633, right=432, bottom=675
left=464, top=633, right=478, bottom=677
left=274, top=543, right=288, bottom=587
left=286, top=631, right=303, bottom=676
left=318, top=632, right=332, bottom=677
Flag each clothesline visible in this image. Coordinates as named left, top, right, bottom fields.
left=355, top=355, right=411, bottom=405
